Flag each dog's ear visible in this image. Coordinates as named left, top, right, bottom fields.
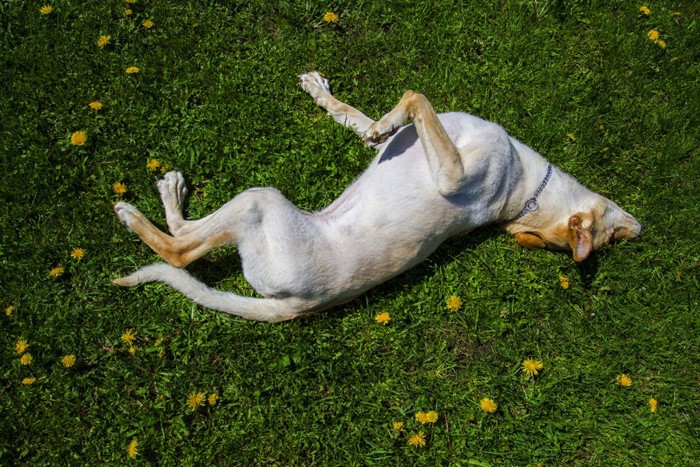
left=567, top=215, right=593, bottom=262
left=515, top=232, right=546, bottom=249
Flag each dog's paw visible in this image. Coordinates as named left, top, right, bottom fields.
left=363, top=119, right=401, bottom=145
left=114, top=201, right=139, bottom=232
left=157, top=171, right=188, bottom=210
left=299, top=71, right=331, bottom=101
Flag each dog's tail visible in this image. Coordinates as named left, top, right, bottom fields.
left=113, top=263, right=307, bottom=323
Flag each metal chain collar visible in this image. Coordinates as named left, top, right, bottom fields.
left=512, top=164, right=553, bottom=221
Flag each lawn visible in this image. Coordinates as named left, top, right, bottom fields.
left=1, top=0, right=698, bottom=464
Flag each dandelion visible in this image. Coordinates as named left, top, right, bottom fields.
left=446, top=295, right=462, bottom=312
left=160, top=162, right=172, bottom=173
left=20, top=353, right=33, bottom=365
left=639, top=6, right=651, bottom=15
left=124, top=8, right=133, bottom=16
left=121, top=329, right=136, bottom=345
left=49, top=266, right=65, bottom=278
left=187, top=391, right=206, bottom=410
left=616, top=374, right=632, bottom=387
left=559, top=275, right=570, bottom=289
left=147, top=159, right=161, bottom=170
left=128, top=345, right=138, bottom=355
left=392, top=421, right=404, bottom=431
left=208, top=393, right=219, bottom=406
left=126, top=66, right=140, bottom=74
left=22, top=377, right=36, bottom=385
left=70, top=131, right=87, bottom=146
left=656, top=39, right=667, bottom=48
left=40, top=5, right=53, bottom=15
left=71, top=248, right=85, bottom=260
left=407, top=431, right=426, bottom=448
left=647, top=29, right=660, bottom=41
left=415, top=411, right=428, bottom=424
left=5, top=305, right=13, bottom=316
left=96, top=35, right=111, bottom=48
left=113, top=182, right=127, bottom=195
left=480, top=398, right=498, bottom=413
left=323, top=11, right=338, bottom=23
left=522, top=359, right=544, bottom=378
left=16, top=339, right=28, bottom=354
left=126, top=438, right=138, bottom=459
left=425, top=410, right=438, bottom=423
left=649, top=398, right=658, bottom=413
left=61, top=354, right=76, bottom=367
left=375, top=311, right=391, bottom=325
left=142, top=20, right=154, bottom=29
left=89, top=101, right=103, bottom=110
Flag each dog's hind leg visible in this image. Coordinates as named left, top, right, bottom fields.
left=365, top=91, right=466, bottom=197
left=156, top=171, right=197, bottom=236
left=300, top=72, right=375, bottom=140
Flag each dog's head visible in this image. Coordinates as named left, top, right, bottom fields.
left=511, top=194, right=642, bottom=262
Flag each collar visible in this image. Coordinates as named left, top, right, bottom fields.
left=512, top=164, right=553, bottom=221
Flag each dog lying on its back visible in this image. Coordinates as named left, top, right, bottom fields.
left=113, top=72, right=641, bottom=322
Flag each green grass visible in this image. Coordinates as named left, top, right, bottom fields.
left=1, top=0, right=698, bottom=464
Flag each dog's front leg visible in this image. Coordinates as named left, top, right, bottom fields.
left=365, top=91, right=465, bottom=197
left=300, top=72, right=375, bottom=140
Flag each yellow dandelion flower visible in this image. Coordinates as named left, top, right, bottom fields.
left=425, top=410, right=438, bottom=423
left=40, top=5, right=53, bottom=15
left=126, top=66, right=140, bottom=74
left=126, top=438, right=138, bottom=458
left=187, top=391, right=206, bottom=410
left=392, top=421, right=404, bottom=431
left=20, top=353, right=33, bottom=365
left=121, top=329, right=136, bottom=344
left=323, top=11, right=338, bottom=23
left=128, top=345, right=138, bottom=355
left=124, top=8, right=133, bottom=16
left=71, top=248, right=85, bottom=260
left=446, top=295, right=462, bottom=312
left=70, top=131, right=87, bottom=146
left=160, top=162, right=172, bottom=173
left=61, top=354, right=76, bottom=367
left=407, top=431, right=426, bottom=448
left=375, top=311, right=391, bottom=325
left=96, top=35, right=111, bottom=48
left=142, top=20, right=154, bottom=29
left=656, top=39, right=667, bottom=48
left=49, top=266, right=65, bottom=278
left=208, top=393, right=219, bottom=406
left=16, top=339, right=28, bottom=354
left=113, top=182, right=127, bottom=195
left=5, top=305, right=13, bottom=316
left=480, top=398, right=498, bottom=413
left=649, top=398, right=658, bottom=413
left=22, top=377, right=36, bottom=385
left=522, top=359, right=544, bottom=378
left=89, top=101, right=103, bottom=110
left=559, top=275, right=569, bottom=289
left=147, top=159, right=161, bottom=170
left=647, top=29, right=660, bottom=42
left=616, top=374, right=632, bottom=387
left=415, top=411, right=428, bottom=424
left=639, top=6, right=651, bottom=15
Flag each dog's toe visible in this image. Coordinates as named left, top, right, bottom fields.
left=114, top=201, right=137, bottom=232
left=300, top=71, right=330, bottom=98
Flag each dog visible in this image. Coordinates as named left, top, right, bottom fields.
left=113, top=72, right=642, bottom=322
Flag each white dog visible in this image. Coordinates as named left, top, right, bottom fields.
left=113, top=72, right=641, bottom=322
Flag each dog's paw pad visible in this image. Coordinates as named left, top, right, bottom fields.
left=300, top=72, right=330, bottom=99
